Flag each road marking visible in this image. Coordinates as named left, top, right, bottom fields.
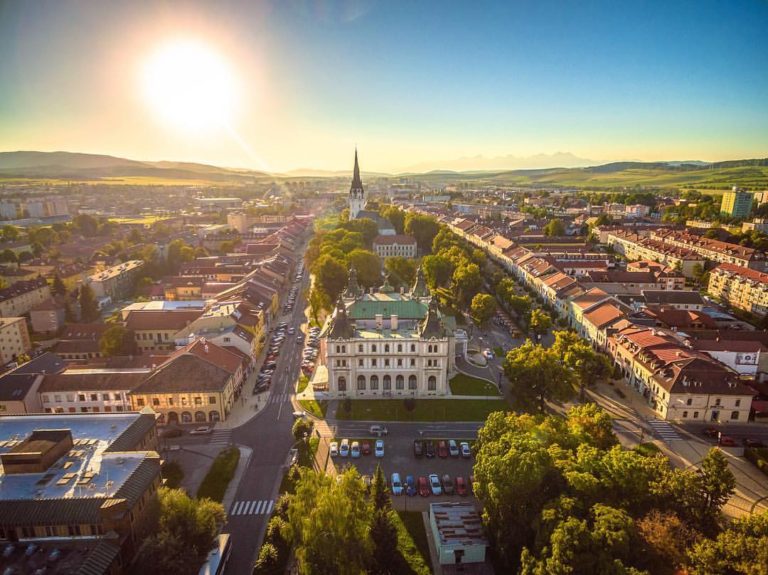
left=266, top=500, right=274, bottom=515
left=647, top=419, right=682, bottom=442
left=229, top=499, right=275, bottom=516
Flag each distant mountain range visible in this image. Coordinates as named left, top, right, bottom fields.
left=400, top=152, right=598, bottom=173
left=0, top=150, right=766, bottom=189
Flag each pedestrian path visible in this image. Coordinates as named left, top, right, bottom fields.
left=647, top=419, right=683, bottom=442
left=209, top=429, right=232, bottom=447
left=267, top=391, right=291, bottom=405
left=229, top=499, right=274, bottom=517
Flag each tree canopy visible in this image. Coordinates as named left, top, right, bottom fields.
left=471, top=293, right=497, bottom=325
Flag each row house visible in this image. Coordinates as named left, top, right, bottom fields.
left=651, top=229, right=767, bottom=272
left=605, top=230, right=705, bottom=278
left=580, top=269, right=686, bottom=296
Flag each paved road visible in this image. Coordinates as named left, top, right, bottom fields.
left=221, top=265, right=311, bottom=575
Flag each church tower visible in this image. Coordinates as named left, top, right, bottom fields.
left=348, top=149, right=366, bottom=219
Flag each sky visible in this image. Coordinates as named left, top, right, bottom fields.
left=0, top=0, right=767, bottom=173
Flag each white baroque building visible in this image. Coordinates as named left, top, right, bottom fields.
left=322, top=267, right=459, bottom=398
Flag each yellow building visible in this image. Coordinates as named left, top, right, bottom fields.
left=720, top=187, right=753, bottom=219
left=0, top=317, right=31, bottom=365
left=0, top=277, right=50, bottom=318
left=708, top=264, right=768, bottom=318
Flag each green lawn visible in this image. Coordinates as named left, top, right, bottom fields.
left=449, top=373, right=500, bottom=396
left=299, top=399, right=328, bottom=418
left=335, top=398, right=506, bottom=422
left=196, top=447, right=240, bottom=502
left=297, top=374, right=310, bottom=394
left=395, top=511, right=432, bottom=575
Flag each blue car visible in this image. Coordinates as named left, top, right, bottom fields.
left=405, top=475, right=416, bottom=496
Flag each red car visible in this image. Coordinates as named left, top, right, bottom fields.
left=437, top=440, right=449, bottom=458
left=418, top=476, right=430, bottom=497
left=361, top=441, right=371, bottom=455
left=718, top=435, right=737, bottom=447
left=455, top=476, right=468, bottom=496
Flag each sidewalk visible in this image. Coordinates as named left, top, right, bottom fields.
left=221, top=445, right=253, bottom=515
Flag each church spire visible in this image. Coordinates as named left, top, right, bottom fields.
left=348, top=148, right=366, bottom=219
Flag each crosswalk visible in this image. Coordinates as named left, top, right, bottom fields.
left=268, top=392, right=291, bottom=405
left=229, top=499, right=274, bottom=517
left=209, top=429, right=232, bottom=447
left=647, top=419, right=682, bottom=442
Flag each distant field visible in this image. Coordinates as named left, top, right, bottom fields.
left=109, top=216, right=172, bottom=225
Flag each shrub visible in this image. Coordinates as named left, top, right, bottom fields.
left=161, top=460, right=184, bottom=489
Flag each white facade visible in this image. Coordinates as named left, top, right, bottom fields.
left=373, top=236, right=418, bottom=259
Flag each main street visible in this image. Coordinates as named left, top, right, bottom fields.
left=221, top=268, right=311, bottom=575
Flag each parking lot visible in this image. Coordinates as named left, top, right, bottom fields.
left=327, top=428, right=478, bottom=509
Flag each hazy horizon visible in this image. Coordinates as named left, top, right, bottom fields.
left=1, top=0, right=766, bottom=173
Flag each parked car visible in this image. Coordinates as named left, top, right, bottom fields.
left=442, top=474, right=455, bottom=495
left=361, top=441, right=371, bottom=455
left=375, top=439, right=385, bottom=457
left=437, top=440, right=449, bottom=458
left=448, top=439, right=459, bottom=458
left=702, top=427, right=719, bottom=438
left=190, top=426, right=212, bottom=435
left=429, top=474, right=442, bottom=496
left=330, top=442, right=339, bottom=457
left=391, top=473, right=403, bottom=495
left=406, top=475, right=416, bottom=496
left=460, top=441, right=471, bottom=458
left=418, top=476, right=430, bottom=497
left=425, top=440, right=436, bottom=458
left=351, top=441, right=361, bottom=458
left=483, top=348, right=495, bottom=359
left=340, top=439, right=350, bottom=457
left=369, top=424, right=388, bottom=437
left=718, top=435, right=737, bottom=447
left=455, top=476, right=468, bottom=496
left=413, top=439, right=424, bottom=457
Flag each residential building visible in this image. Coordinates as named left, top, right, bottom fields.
left=641, top=290, right=705, bottom=310
left=52, top=323, right=110, bottom=361
left=707, top=264, right=768, bottom=318
left=39, top=367, right=148, bottom=414
left=0, top=412, right=160, bottom=572
left=129, top=339, right=243, bottom=424
left=688, top=339, right=763, bottom=378
left=580, top=269, right=686, bottom=295
left=124, top=309, right=202, bottom=352
left=720, top=187, right=753, bottom=218
left=650, top=229, right=766, bottom=271
left=429, top=503, right=488, bottom=567
left=0, top=353, right=67, bottom=414
left=0, top=277, right=51, bottom=317
left=322, top=268, right=461, bottom=398
left=373, top=234, right=418, bottom=258
left=609, top=324, right=753, bottom=422
left=605, top=230, right=705, bottom=278
left=0, top=317, right=31, bottom=365
left=29, top=298, right=65, bottom=335
left=741, top=218, right=768, bottom=234
left=87, top=260, right=145, bottom=301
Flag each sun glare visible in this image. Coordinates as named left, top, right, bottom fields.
left=142, top=40, right=237, bottom=134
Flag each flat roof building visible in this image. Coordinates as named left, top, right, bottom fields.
left=429, top=503, right=488, bottom=568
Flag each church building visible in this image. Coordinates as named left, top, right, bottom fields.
left=347, top=150, right=396, bottom=235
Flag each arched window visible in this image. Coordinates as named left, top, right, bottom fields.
left=338, top=376, right=347, bottom=391
left=357, top=375, right=366, bottom=390
left=181, top=411, right=192, bottom=423
left=383, top=375, right=391, bottom=390
left=396, top=375, right=404, bottom=389
left=209, top=411, right=220, bottom=422
left=370, top=375, right=379, bottom=390
left=194, top=411, right=206, bottom=422
left=409, top=375, right=417, bottom=390
left=428, top=376, right=437, bottom=391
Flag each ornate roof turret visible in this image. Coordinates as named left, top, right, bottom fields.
left=349, top=148, right=364, bottom=199
left=343, top=265, right=363, bottom=299
left=380, top=272, right=395, bottom=294
left=410, top=265, right=430, bottom=299
left=420, top=296, right=444, bottom=338
left=328, top=295, right=355, bottom=339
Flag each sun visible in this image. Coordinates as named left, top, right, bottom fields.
left=142, top=40, right=237, bottom=134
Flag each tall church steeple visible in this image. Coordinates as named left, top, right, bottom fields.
left=348, top=148, right=366, bottom=219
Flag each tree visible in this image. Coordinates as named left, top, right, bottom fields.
left=695, top=448, right=735, bottom=532
left=252, top=542, right=281, bottom=575
left=219, top=240, right=236, bottom=254
left=543, top=219, right=566, bottom=237
left=471, top=293, right=497, bottom=325
left=635, top=510, right=700, bottom=575
left=78, top=283, right=100, bottom=322
left=292, top=417, right=313, bottom=442
left=528, top=308, right=552, bottom=337
left=0, top=249, right=17, bottom=267
left=688, top=511, right=768, bottom=575
left=563, top=340, right=612, bottom=400
left=384, top=256, right=417, bottom=288
left=452, top=262, right=482, bottom=306
left=313, top=254, right=348, bottom=303
left=99, top=325, right=135, bottom=356
left=1, top=225, right=19, bottom=242
left=404, top=213, right=439, bottom=254
left=17, top=250, right=33, bottom=265
left=166, top=239, right=196, bottom=274
left=134, top=487, right=225, bottom=575
left=379, top=205, right=405, bottom=234
left=343, top=218, right=379, bottom=247
left=421, top=254, right=453, bottom=289
left=52, top=274, right=66, bottom=296
left=503, top=341, right=574, bottom=411
left=347, top=249, right=382, bottom=289
left=73, top=214, right=99, bottom=236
